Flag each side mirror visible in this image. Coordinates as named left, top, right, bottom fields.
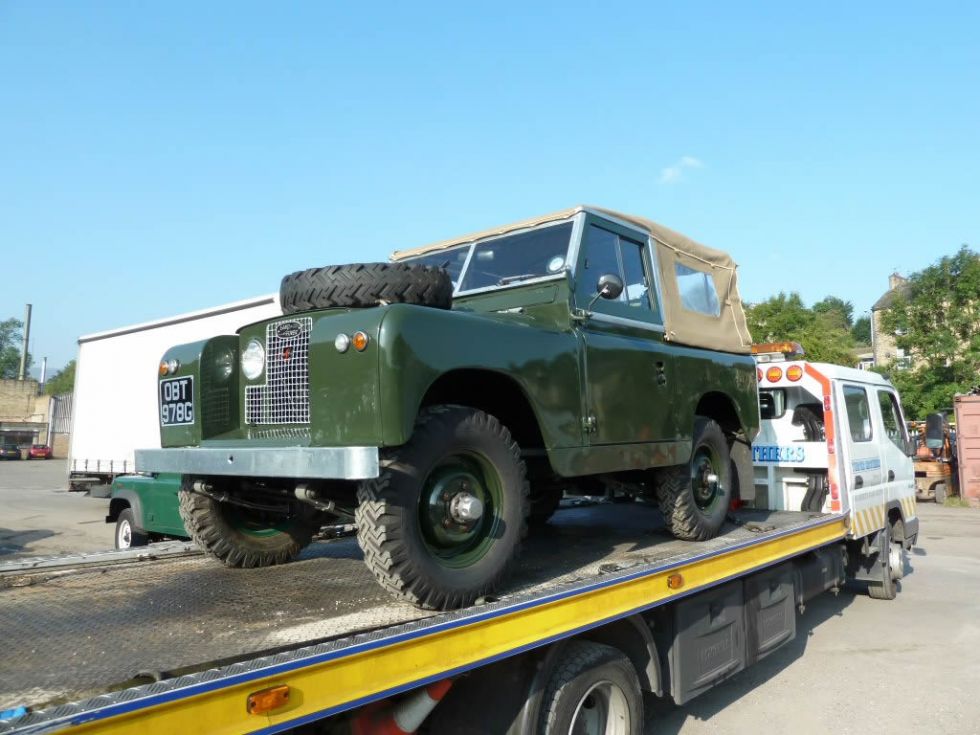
left=925, top=412, right=945, bottom=450
left=596, top=273, right=624, bottom=301
left=905, top=437, right=918, bottom=458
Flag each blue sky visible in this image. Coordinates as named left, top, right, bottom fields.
left=2, top=2, right=978, bottom=373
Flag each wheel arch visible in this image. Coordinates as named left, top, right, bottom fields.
left=419, top=369, right=547, bottom=455
left=108, top=492, right=142, bottom=527
left=695, top=391, right=755, bottom=502
left=576, top=614, right=662, bottom=696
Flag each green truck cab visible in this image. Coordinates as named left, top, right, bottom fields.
left=136, top=206, right=760, bottom=610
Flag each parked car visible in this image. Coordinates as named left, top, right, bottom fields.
left=106, top=473, right=189, bottom=548
left=0, top=444, right=22, bottom=460
left=28, top=444, right=53, bottom=460
left=136, top=205, right=760, bottom=610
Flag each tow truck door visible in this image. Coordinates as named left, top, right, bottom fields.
left=838, top=381, right=884, bottom=533
left=873, top=387, right=916, bottom=514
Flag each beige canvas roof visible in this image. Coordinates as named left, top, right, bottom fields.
left=391, top=206, right=753, bottom=354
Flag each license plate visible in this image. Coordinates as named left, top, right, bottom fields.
left=160, top=376, right=195, bottom=426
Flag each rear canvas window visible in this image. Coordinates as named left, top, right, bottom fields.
left=843, top=385, right=873, bottom=442
left=675, top=263, right=720, bottom=316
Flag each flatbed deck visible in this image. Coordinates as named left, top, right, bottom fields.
left=0, top=503, right=845, bottom=735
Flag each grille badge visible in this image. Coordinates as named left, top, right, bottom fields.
left=275, top=321, right=302, bottom=339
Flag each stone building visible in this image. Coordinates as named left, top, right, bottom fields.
left=870, top=273, right=913, bottom=369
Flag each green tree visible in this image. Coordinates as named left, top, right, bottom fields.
left=812, top=296, right=854, bottom=330
left=0, top=318, right=31, bottom=379
left=45, top=359, right=76, bottom=396
left=746, top=292, right=856, bottom=365
left=878, top=245, right=980, bottom=418
left=851, top=316, right=871, bottom=344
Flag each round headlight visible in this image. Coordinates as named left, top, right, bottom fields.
left=241, top=339, right=265, bottom=380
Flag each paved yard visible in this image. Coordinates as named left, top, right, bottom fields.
left=0, top=459, right=112, bottom=557
left=1, top=461, right=978, bottom=732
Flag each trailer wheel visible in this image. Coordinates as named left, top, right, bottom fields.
left=656, top=417, right=731, bottom=541
left=356, top=405, right=528, bottom=610
left=279, top=262, right=453, bottom=314
left=115, top=508, right=148, bottom=549
left=178, top=487, right=318, bottom=568
left=868, top=525, right=898, bottom=600
left=538, top=640, right=642, bottom=735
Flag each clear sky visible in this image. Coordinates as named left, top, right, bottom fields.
left=2, top=2, right=978, bottom=374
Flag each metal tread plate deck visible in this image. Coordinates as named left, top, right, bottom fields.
left=0, top=505, right=845, bottom=735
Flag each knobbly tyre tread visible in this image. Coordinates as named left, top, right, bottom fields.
left=656, top=417, right=731, bottom=542
left=178, top=486, right=316, bottom=569
left=538, top=641, right=642, bottom=735
left=355, top=405, right=529, bottom=610
left=280, top=262, right=453, bottom=314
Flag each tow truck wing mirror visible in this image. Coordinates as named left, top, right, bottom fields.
left=925, top=413, right=945, bottom=450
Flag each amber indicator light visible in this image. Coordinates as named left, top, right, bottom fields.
left=352, top=331, right=369, bottom=352
left=667, top=573, right=684, bottom=590
left=786, top=365, right=803, bottom=382
left=766, top=366, right=783, bottom=383
left=247, top=685, right=290, bottom=715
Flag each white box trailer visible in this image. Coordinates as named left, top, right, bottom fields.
left=68, top=294, right=282, bottom=491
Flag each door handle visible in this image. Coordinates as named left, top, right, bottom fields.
left=888, top=470, right=895, bottom=481
left=854, top=475, right=863, bottom=489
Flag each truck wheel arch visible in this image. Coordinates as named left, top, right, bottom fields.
left=108, top=493, right=143, bottom=528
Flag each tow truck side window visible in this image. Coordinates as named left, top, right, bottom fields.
left=877, top=390, right=907, bottom=450
left=843, top=385, right=873, bottom=442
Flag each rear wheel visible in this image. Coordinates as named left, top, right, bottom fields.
left=356, top=405, right=528, bottom=610
left=178, top=486, right=319, bottom=568
left=656, top=417, right=731, bottom=541
left=538, top=641, right=642, bottom=735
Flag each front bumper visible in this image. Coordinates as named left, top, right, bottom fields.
left=135, top=446, right=380, bottom=480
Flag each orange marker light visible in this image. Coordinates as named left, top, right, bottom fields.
left=352, top=331, right=369, bottom=352
left=786, top=365, right=803, bottom=382
left=756, top=367, right=763, bottom=382
left=766, top=366, right=783, bottom=383
left=159, top=362, right=170, bottom=376
left=247, top=685, right=290, bottom=715
left=667, top=573, right=684, bottom=590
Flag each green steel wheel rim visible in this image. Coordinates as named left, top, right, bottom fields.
left=418, top=452, right=504, bottom=569
left=691, top=444, right=722, bottom=511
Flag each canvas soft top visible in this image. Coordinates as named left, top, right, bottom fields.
left=391, top=206, right=753, bottom=354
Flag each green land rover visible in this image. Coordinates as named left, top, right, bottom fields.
left=136, top=206, right=760, bottom=610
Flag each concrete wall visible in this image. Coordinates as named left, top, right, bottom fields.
left=0, top=379, right=41, bottom=421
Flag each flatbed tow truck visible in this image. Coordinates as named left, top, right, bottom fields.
left=0, top=351, right=918, bottom=735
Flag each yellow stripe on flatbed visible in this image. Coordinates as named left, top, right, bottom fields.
left=58, top=517, right=847, bottom=735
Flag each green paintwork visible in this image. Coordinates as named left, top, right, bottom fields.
left=157, top=212, right=760, bottom=481
left=109, top=473, right=187, bottom=538
left=418, top=452, right=503, bottom=568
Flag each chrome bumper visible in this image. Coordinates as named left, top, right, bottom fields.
left=135, top=446, right=380, bottom=480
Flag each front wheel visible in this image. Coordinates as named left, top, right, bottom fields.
left=356, top=405, right=529, bottom=610
left=178, top=485, right=318, bottom=568
left=656, top=417, right=732, bottom=541
left=115, top=508, right=148, bottom=549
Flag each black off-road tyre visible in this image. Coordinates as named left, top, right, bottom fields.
left=656, top=417, right=732, bottom=541
left=178, top=487, right=318, bottom=568
left=538, top=641, right=643, bottom=735
left=280, top=262, right=453, bottom=314
left=356, top=405, right=529, bottom=610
